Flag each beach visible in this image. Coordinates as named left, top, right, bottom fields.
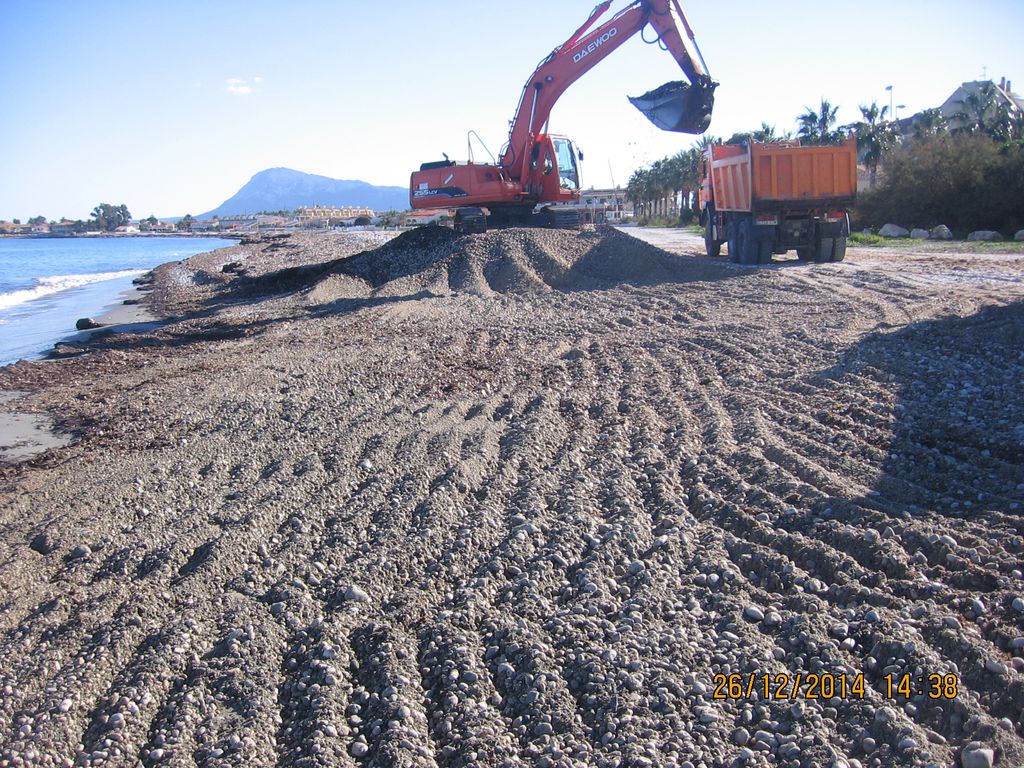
left=1, top=227, right=1022, bottom=767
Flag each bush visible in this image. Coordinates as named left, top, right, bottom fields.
left=854, top=134, right=1024, bottom=235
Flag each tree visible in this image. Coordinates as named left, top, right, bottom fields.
left=28, top=216, right=46, bottom=226
left=911, top=108, right=948, bottom=141
left=849, top=101, right=900, bottom=188
left=855, top=132, right=1024, bottom=234
left=176, top=214, right=195, bottom=232
left=797, top=99, right=845, bottom=145
left=12, top=218, right=20, bottom=225
left=145, top=214, right=158, bottom=225
left=752, top=122, right=792, bottom=143
left=90, top=203, right=131, bottom=231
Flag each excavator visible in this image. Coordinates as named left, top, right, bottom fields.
left=409, top=0, right=716, bottom=233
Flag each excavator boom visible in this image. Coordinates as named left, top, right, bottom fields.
left=502, top=0, right=716, bottom=170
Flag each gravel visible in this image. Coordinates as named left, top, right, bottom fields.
left=1, top=227, right=1023, bottom=767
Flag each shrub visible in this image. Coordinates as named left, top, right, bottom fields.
left=854, top=134, right=1024, bottom=234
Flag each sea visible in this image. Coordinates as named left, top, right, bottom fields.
left=0, top=237, right=233, bottom=366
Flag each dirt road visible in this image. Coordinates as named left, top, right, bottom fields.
left=0, top=227, right=1022, bottom=767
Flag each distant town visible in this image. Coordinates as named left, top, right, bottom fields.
left=0, top=191, right=635, bottom=238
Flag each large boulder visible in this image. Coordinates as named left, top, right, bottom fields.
left=879, top=223, right=910, bottom=238
left=1015, top=229, right=1024, bottom=242
left=929, top=225, right=953, bottom=240
left=75, top=317, right=103, bottom=330
left=967, top=230, right=1003, bottom=242
left=910, top=228, right=929, bottom=239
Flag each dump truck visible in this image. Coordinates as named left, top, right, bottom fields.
left=700, top=136, right=857, bottom=264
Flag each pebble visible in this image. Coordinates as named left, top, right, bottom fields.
left=864, top=609, right=880, bottom=623
left=345, top=585, right=371, bottom=603
left=69, top=544, right=91, bottom=560
left=961, top=746, right=994, bottom=768
left=898, top=737, right=916, bottom=750
left=733, top=727, right=750, bottom=745
left=743, top=606, right=764, bottom=622
left=984, top=658, right=1008, bottom=675
left=968, top=598, right=986, bottom=616
left=358, top=458, right=373, bottom=471
left=350, top=742, right=369, bottom=758
left=1012, top=596, right=1024, bottom=611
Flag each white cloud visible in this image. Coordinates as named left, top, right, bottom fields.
left=224, top=77, right=260, bottom=96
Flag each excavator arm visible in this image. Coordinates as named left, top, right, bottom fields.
left=500, top=0, right=716, bottom=170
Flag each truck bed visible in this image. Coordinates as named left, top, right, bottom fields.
left=709, top=137, right=857, bottom=212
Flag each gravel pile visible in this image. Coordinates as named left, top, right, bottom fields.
left=0, top=229, right=1022, bottom=767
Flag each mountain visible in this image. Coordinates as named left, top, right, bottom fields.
left=197, top=168, right=409, bottom=218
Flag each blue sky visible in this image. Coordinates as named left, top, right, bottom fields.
left=1, top=0, right=1022, bottom=220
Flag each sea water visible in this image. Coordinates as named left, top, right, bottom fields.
left=0, top=237, right=232, bottom=365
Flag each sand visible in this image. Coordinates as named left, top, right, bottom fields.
left=0, top=226, right=1022, bottom=768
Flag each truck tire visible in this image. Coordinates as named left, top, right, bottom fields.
left=796, top=246, right=814, bottom=261
left=705, top=216, right=721, bottom=258
left=737, top=217, right=757, bottom=265
left=832, top=236, right=847, bottom=262
left=757, top=240, right=773, bottom=264
left=816, top=237, right=835, bottom=263
left=727, top=221, right=740, bottom=264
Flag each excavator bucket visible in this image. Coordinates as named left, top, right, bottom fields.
left=628, top=79, right=717, bottom=134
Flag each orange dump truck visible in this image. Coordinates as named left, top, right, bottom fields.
left=700, top=136, right=857, bottom=264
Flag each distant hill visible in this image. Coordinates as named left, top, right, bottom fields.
left=197, top=168, right=408, bottom=218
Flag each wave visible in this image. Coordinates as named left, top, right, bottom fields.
left=0, top=269, right=145, bottom=312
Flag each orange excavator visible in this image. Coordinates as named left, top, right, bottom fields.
left=409, top=0, right=716, bottom=233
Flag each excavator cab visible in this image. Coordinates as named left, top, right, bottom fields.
left=628, top=77, right=717, bottom=134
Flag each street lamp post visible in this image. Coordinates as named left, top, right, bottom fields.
left=886, top=85, right=894, bottom=119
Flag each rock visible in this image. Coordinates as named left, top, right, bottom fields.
left=358, top=458, right=373, bottom=471
left=30, top=533, right=57, bottom=555
left=344, top=584, right=370, bottom=603
left=75, top=317, right=103, bottom=330
left=1015, top=229, right=1024, bottom=242
left=910, top=228, right=929, bottom=239
left=743, top=606, right=764, bottom=622
left=1011, top=596, right=1024, bottom=611
left=349, top=742, right=369, bottom=758
left=879, top=224, right=910, bottom=238
left=733, top=727, right=750, bottom=745
left=865, top=609, right=880, bottom=623
left=221, top=261, right=243, bottom=274
left=961, top=746, right=994, bottom=768
left=68, top=544, right=92, bottom=560
left=929, top=225, right=953, bottom=240
left=984, top=658, right=1008, bottom=675
left=967, top=230, right=1003, bottom=242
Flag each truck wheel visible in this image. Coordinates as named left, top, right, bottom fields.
left=815, top=237, right=835, bottom=263
left=727, top=224, right=740, bottom=263
left=796, top=247, right=813, bottom=261
left=737, top=218, right=757, bottom=265
left=832, top=236, right=847, bottom=262
left=757, top=240, right=773, bottom=264
left=705, top=217, right=721, bottom=258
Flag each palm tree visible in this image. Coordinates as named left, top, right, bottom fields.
left=850, top=101, right=899, bottom=188
left=752, top=122, right=792, bottom=142
left=951, top=81, right=1011, bottom=139
left=911, top=108, right=948, bottom=140
left=797, top=99, right=843, bottom=145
